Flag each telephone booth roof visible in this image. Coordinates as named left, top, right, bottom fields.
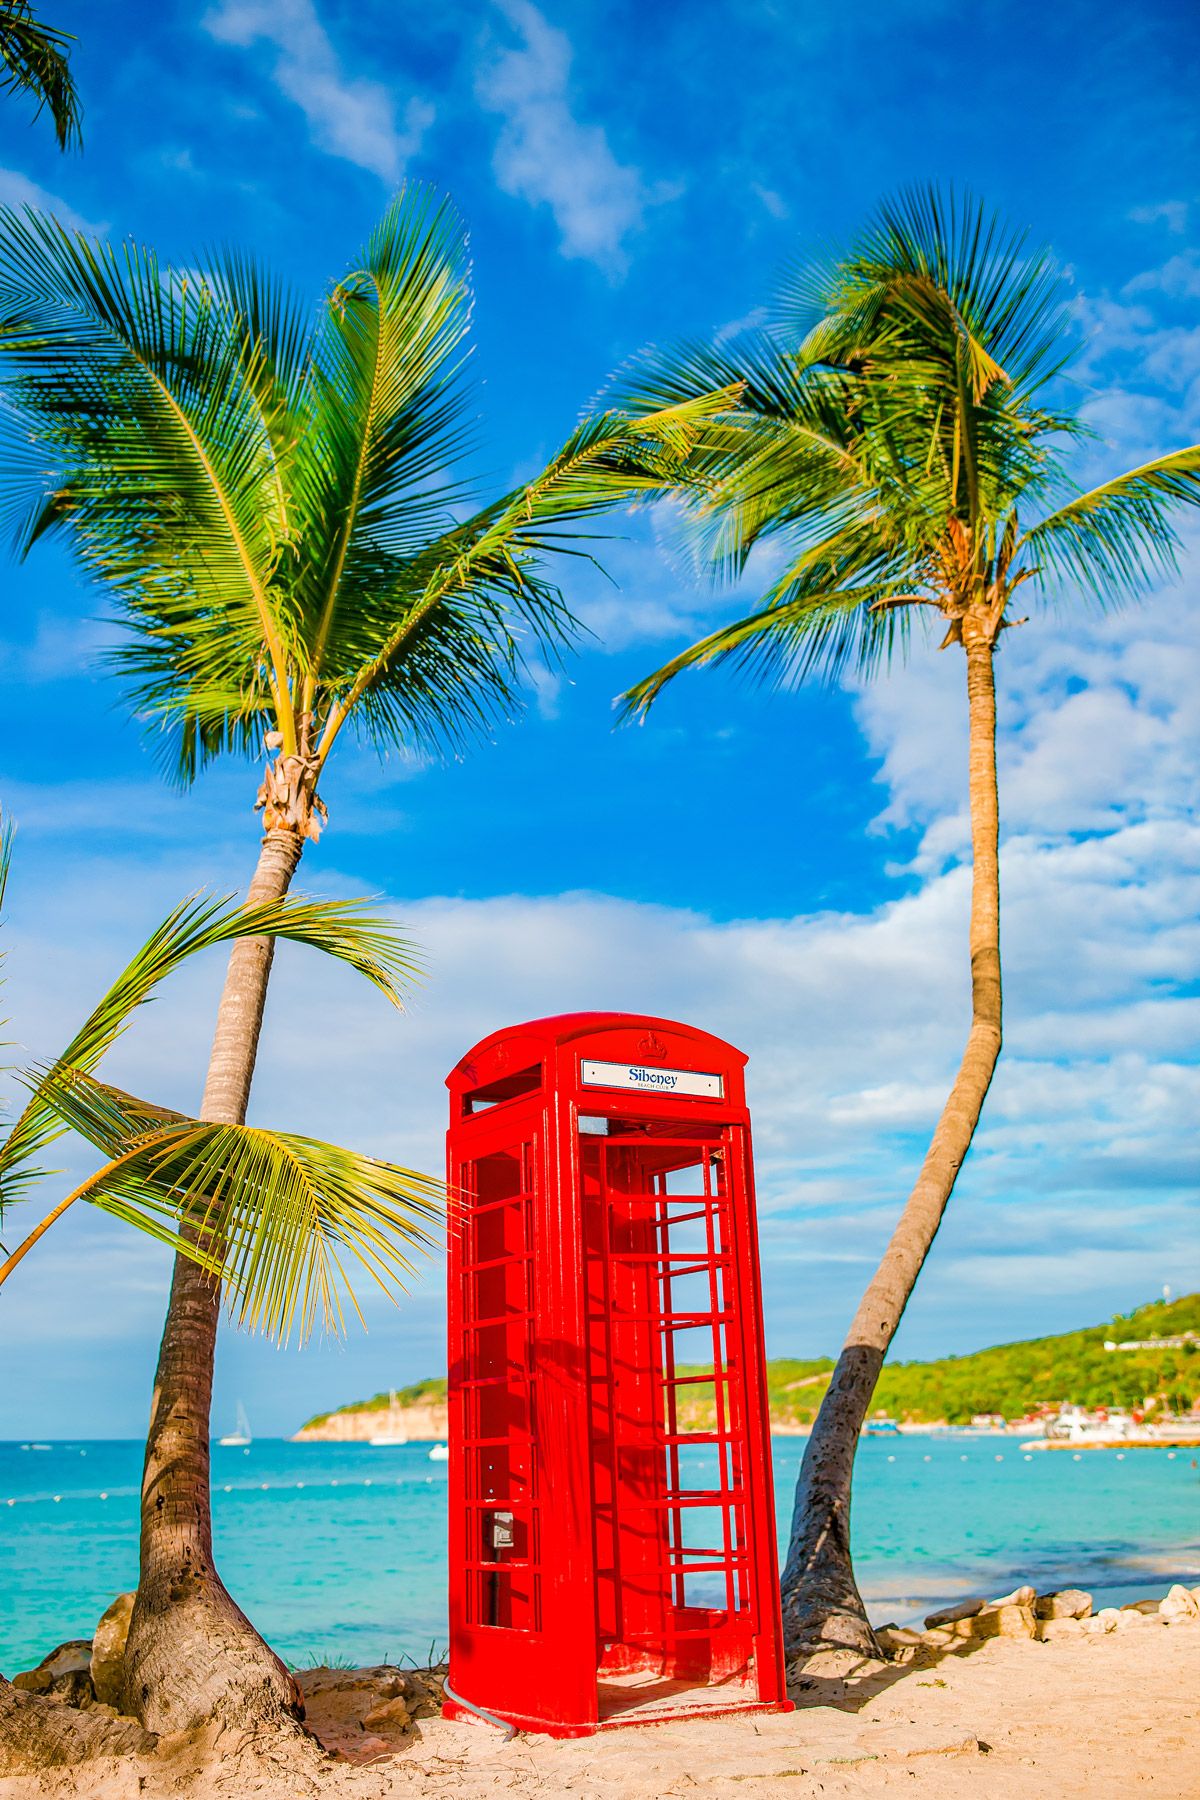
left=447, top=1012, right=749, bottom=1106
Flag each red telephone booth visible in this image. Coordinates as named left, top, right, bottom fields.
left=444, top=1013, right=791, bottom=1737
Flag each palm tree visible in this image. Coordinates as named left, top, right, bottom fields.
left=0, top=823, right=438, bottom=1772
left=0, top=188, right=722, bottom=1731
left=615, top=188, right=1200, bottom=1657
left=0, top=1, right=80, bottom=147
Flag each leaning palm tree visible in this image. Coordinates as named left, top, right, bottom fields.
left=0, top=824, right=438, bottom=1773
left=615, top=188, right=1200, bottom=1657
left=0, top=1, right=80, bottom=147
left=0, top=188, right=723, bottom=1732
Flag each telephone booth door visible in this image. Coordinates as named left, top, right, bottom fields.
left=584, top=1128, right=772, bottom=1712
left=446, top=1106, right=599, bottom=1733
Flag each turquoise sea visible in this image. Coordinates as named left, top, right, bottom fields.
left=2, top=1435, right=1197, bottom=1674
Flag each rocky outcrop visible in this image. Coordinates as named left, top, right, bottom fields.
left=925, top=1603, right=1037, bottom=1644
left=11, top=1640, right=93, bottom=1697
left=877, top=1582, right=1200, bottom=1663
left=1160, top=1584, right=1200, bottom=1622
left=1034, top=1588, right=1092, bottom=1620
left=924, top=1597, right=986, bottom=1628
left=91, top=1592, right=135, bottom=1708
left=990, top=1584, right=1036, bottom=1609
left=298, top=1664, right=444, bottom=1760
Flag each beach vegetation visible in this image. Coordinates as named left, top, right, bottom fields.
left=613, top=185, right=1200, bottom=1657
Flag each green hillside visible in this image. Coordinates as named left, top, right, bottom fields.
left=302, top=1295, right=1199, bottom=1432
left=767, top=1294, right=1200, bottom=1428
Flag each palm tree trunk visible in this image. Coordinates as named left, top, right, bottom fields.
left=121, top=828, right=306, bottom=1734
left=0, top=1676, right=156, bottom=1776
left=780, top=629, right=1003, bottom=1660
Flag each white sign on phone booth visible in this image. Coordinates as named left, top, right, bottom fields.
left=579, top=1058, right=724, bottom=1099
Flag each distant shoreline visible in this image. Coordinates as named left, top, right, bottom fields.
left=291, top=1294, right=1200, bottom=1444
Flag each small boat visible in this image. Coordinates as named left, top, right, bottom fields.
left=428, top=1443, right=449, bottom=1462
left=217, top=1403, right=252, bottom=1448
left=368, top=1391, right=408, bottom=1447
left=864, top=1417, right=900, bottom=1437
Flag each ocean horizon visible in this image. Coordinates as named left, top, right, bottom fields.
left=4, top=1435, right=1197, bottom=1674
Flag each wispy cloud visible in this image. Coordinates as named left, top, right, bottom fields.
left=475, top=0, right=651, bottom=273
left=0, top=168, right=104, bottom=236
left=1125, top=250, right=1200, bottom=301
left=203, top=0, right=432, bottom=185
left=1129, top=199, right=1189, bottom=235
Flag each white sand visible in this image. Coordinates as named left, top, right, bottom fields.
left=5, top=1617, right=1198, bottom=1799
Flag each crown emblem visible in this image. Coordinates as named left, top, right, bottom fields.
left=637, top=1031, right=668, bottom=1062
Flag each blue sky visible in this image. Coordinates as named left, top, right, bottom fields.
left=0, top=0, right=1197, bottom=1437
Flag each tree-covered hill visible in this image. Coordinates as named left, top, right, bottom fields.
left=767, top=1293, right=1199, bottom=1428
left=299, top=1294, right=1199, bottom=1434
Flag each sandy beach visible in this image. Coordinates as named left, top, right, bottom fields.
left=6, top=1611, right=1197, bottom=1800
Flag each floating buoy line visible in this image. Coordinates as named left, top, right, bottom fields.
left=3, top=1472, right=446, bottom=1507
left=4, top=1441, right=1180, bottom=1510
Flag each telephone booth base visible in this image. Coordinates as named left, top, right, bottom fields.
left=444, top=1688, right=792, bottom=1740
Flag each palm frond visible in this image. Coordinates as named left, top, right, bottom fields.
left=619, top=559, right=901, bottom=719
left=0, top=809, right=14, bottom=1093
left=0, top=190, right=741, bottom=789
left=0, top=1, right=80, bottom=148
left=0, top=209, right=299, bottom=776
left=1018, top=444, right=1200, bottom=602
left=618, top=184, right=1200, bottom=714
left=0, top=891, right=421, bottom=1208
left=0, top=807, right=13, bottom=913
left=316, top=389, right=738, bottom=759
left=296, top=189, right=475, bottom=678
left=32, top=1067, right=442, bottom=1343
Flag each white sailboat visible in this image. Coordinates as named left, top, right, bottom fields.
left=427, top=1443, right=449, bottom=1462
left=368, top=1391, right=408, bottom=1447
left=218, top=1402, right=252, bottom=1448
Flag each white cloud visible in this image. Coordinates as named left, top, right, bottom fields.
left=0, top=168, right=104, bottom=237
left=203, top=0, right=432, bottom=185
left=475, top=0, right=651, bottom=272
left=751, top=184, right=790, bottom=222
left=1125, top=250, right=1200, bottom=300
left=714, top=303, right=769, bottom=345
left=1129, top=200, right=1189, bottom=236
left=855, top=583, right=1199, bottom=857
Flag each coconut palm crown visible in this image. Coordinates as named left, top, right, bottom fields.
left=614, top=186, right=1200, bottom=1657
left=621, top=188, right=1200, bottom=707
left=0, top=189, right=722, bottom=835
